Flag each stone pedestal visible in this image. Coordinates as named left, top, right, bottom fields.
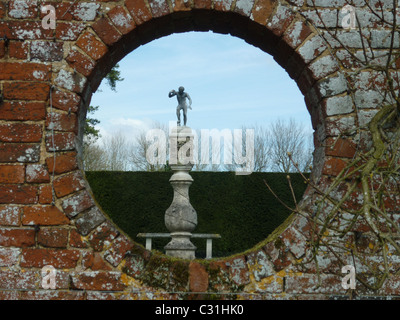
left=164, top=126, right=197, bottom=259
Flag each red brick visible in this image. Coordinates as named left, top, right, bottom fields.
left=20, top=291, right=85, bottom=300
left=0, top=123, right=42, bottom=143
left=0, top=165, right=25, bottom=183
left=108, top=6, right=136, bottom=35
left=88, top=221, right=119, bottom=251
left=147, top=0, right=170, bottom=18
left=3, top=82, right=50, bottom=101
left=0, top=101, right=46, bottom=121
left=38, top=184, right=53, bottom=204
left=0, top=143, right=40, bottom=163
left=82, top=252, right=113, bottom=271
left=66, top=50, right=95, bottom=77
left=322, top=157, right=347, bottom=177
left=0, top=21, right=53, bottom=40
left=26, top=164, right=50, bottom=183
left=0, top=228, right=35, bottom=247
left=325, top=138, right=357, bottom=158
left=9, top=0, right=38, bottom=19
left=0, top=184, right=38, bottom=204
left=22, top=205, right=69, bottom=226
left=0, top=271, right=38, bottom=290
left=76, top=32, right=108, bottom=61
left=53, top=171, right=86, bottom=198
left=51, top=89, right=81, bottom=113
left=173, top=0, right=192, bottom=11
left=0, top=205, right=21, bottom=226
left=62, top=190, right=95, bottom=218
left=69, top=228, right=88, bottom=248
left=21, top=248, right=80, bottom=268
left=92, top=16, right=123, bottom=46
left=45, top=132, right=76, bottom=152
left=251, top=0, right=277, bottom=25
left=46, top=152, right=78, bottom=175
left=189, top=262, right=209, bottom=292
left=56, top=22, right=86, bottom=41
left=46, top=112, right=78, bottom=133
left=125, top=0, right=152, bottom=25
left=0, top=62, right=51, bottom=81
left=8, top=41, right=29, bottom=59
left=104, top=235, right=134, bottom=267
left=71, top=271, right=126, bottom=291
left=30, top=41, right=64, bottom=62
left=37, top=228, right=69, bottom=248
left=0, top=2, right=5, bottom=19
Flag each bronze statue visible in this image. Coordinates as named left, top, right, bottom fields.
left=169, top=86, right=192, bottom=126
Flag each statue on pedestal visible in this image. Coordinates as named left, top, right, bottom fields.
left=169, top=86, right=192, bottom=126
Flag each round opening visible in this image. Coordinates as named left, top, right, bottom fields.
left=82, top=31, right=314, bottom=259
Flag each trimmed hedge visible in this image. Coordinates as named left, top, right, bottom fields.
left=85, top=171, right=308, bottom=258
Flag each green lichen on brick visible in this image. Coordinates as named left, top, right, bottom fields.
left=137, top=251, right=190, bottom=291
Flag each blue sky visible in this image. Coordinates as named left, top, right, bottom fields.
left=90, top=31, right=312, bottom=141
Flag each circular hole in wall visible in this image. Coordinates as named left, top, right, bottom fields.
left=82, top=31, right=314, bottom=258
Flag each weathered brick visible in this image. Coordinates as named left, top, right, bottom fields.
left=0, top=143, right=40, bottom=163
left=226, top=256, right=250, bottom=286
left=0, top=62, right=51, bottom=81
left=8, top=41, right=29, bottom=59
left=22, top=205, right=69, bottom=226
left=45, top=132, right=76, bottom=152
left=37, top=227, right=69, bottom=248
left=0, top=101, right=46, bottom=121
left=104, top=235, right=134, bottom=267
left=0, top=184, right=38, bottom=204
left=125, top=0, right=152, bottom=25
left=66, top=50, right=95, bottom=77
left=0, top=247, right=21, bottom=267
left=0, top=270, right=38, bottom=290
left=246, top=249, right=275, bottom=281
left=0, top=165, right=25, bottom=183
left=70, top=271, right=126, bottom=291
left=30, top=41, right=64, bottom=62
left=189, top=261, right=209, bottom=292
left=0, top=205, right=21, bottom=226
left=38, top=184, right=53, bottom=204
left=56, top=22, right=86, bottom=41
left=108, top=6, right=136, bottom=35
left=76, top=32, right=108, bottom=61
left=323, top=95, right=354, bottom=117
left=69, top=228, right=88, bottom=248
left=3, top=82, right=50, bottom=101
left=61, top=190, right=94, bottom=218
left=0, top=228, right=35, bottom=247
left=46, top=111, right=78, bottom=133
left=0, top=123, right=42, bottom=143
left=322, top=157, right=347, bottom=176
left=92, top=16, right=122, bottom=47
left=46, top=152, right=78, bottom=175
left=54, top=69, right=87, bottom=93
left=21, top=248, right=80, bottom=268
left=325, top=138, right=357, bottom=158
left=8, top=0, right=38, bottom=19
left=75, top=207, right=106, bottom=236
left=26, top=164, right=50, bottom=183
left=88, top=221, right=119, bottom=251
left=53, top=171, right=86, bottom=198
left=82, top=251, right=113, bottom=271
left=51, top=89, right=81, bottom=113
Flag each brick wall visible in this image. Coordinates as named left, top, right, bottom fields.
left=0, top=0, right=398, bottom=300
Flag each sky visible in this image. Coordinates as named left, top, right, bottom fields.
left=89, top=31, right=313, bottom=143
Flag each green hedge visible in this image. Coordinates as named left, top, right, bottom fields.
left=85, top=171, right=308, bottom=258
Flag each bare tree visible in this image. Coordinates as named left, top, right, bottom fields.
left=102, top=131, right=131, bottom=171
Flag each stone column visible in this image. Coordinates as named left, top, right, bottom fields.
left=164, top=126, right=197, bottom=259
